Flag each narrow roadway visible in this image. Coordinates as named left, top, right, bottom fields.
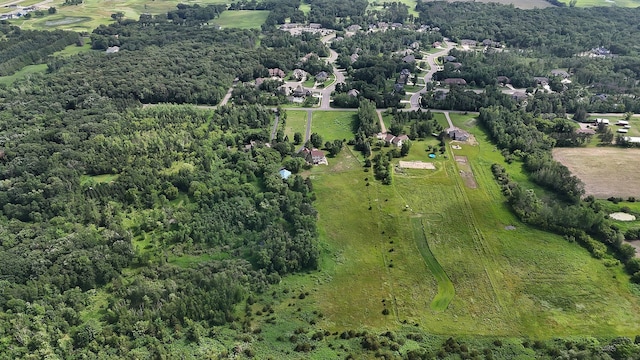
left=409, top=40, right=455, bottom=110
left=319, top=33, right=345, bottom=110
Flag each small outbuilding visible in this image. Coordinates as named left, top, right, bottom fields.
left=279, top=169, right=292, bottom=179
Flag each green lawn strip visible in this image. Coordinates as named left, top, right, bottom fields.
left=311, top=111, right=357, bottom=141
left=0, top=63, right=46, bottom=85
left=214, top=10, right=269, bottom=29
left=79, top=173, right=120, bottom=186
left=283, top=110, right=308, bottom=140
left=410, top=217, right=455, bottom=310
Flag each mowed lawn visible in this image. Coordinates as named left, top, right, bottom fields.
left=308, top=118, right=640, bottom=337
left=214, top=10, right=269, bottom=29
left=553, top=147, right=640, bottom=199
left=312, top=111, right=357, bottom=142
left=283, top=110, right=308, bottom=140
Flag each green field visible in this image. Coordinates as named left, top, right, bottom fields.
left=15, top=0, right=231, bottom=32
left=0, top=63, right=47, bottom=85
left=301, top=115, right=640, bottom=337
left=214, top=10, right=269, bottom=29
left=283, top=110, right=309, bottom=140
left=368, top=0, right=419, bottom=16
left=312, top=111, right=356, bottom=141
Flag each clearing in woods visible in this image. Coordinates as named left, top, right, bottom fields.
left=299, top=114, right=640, bottom=337
left=421, top=0, right=554, bottom=9
left=553, top=147, right=640, bottom=198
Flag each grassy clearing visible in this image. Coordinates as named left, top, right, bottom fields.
left=312, top=111, right=356, bottom=141
left=16, top=0, right=230, bottom=32
left=159, top=161, right=195, bottom=176
left=53, top=41, right=94, bottom=56
left=553, top=147, right=640, bottom=199
left=0, top=63, right=47, bottom=85
left=283, top=110, right=308, bottom=140
left=214, top=10, right=269, bottom=29
left=79, top=173, right=120, bottom=186
left=368, top=0, right=419, bottom=16
left=411, top=217, right=455, bottom=311
left=306, top=116, right=640, bottom=337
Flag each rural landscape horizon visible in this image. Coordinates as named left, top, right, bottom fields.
left=2, top=0, right=640, bottom=358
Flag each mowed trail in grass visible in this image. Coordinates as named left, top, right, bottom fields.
left=309, top=115, right=640, bottom=337
left=410, top=217, right=454, bottom=311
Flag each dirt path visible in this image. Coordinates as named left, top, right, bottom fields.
left=376, top=110, right=387, bottom=133
left=269, top=114, right=279, bottom=141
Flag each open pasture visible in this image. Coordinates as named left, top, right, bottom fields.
left=214, top=10, right=269, bottom=29
left=306, top=117, right=640, bottom=337
left=553, top=147, right=640, bottom=199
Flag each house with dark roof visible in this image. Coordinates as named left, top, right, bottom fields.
left=269, top=68, right=285, bottom=78
left=460, top=39, right=477, bottom=46
left=550, top=69, right=570, bottom=78
left=511, top=92, right=528, bottom=101
left=402, top=55, right=416, bottom=63
left=443, top=55, right=457, bottom=62
left=496, top=76, right=510, bottom=85
left=347, top=89, right=360, bottom=97
left=293, top=85, right=309, bottom=97
left=533, top=77, right=549, bottom=85
left=302, top=148, right=327, bottom=165
left=316, top=71, right=329, bottom=82
left=443, top=78, right=467, bottom=86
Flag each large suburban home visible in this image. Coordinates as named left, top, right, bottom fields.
left=268, top=68, right=286, bottom=78
left=391, top=135, right=409, bottom=147
left=443, top=78, right=467, bottom=86
left=302, top=148, right=328, bottom=165
left=448, top=128, right=470, bottom=141
left=316, top=71, right=329, bottom=82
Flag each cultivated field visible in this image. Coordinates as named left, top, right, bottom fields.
left=421, top=0, right=554, bottom=9
left=301, top=116, right=640, bottom=337
left=15, top=0, right=261, bottom=32
left=553, top=147, right=640, bottom=199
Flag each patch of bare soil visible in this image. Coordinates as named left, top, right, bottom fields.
left=625, top=240, right=640, bottom=258
left=455, top=156, right=477, bottom=188
left=399, top=161, right=436, bottom=170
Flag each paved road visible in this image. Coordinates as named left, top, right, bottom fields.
left=409, top=40, right=456, bottom=110
left=219, top=86, right=234, bottom=107
left=270, top=114, right=280, bottom=141
left=319, top=33, right=345, bottom=110
left=444, top=111, right=454, bottom=129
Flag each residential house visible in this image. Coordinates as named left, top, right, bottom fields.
left=309, top=23, right=322, bottom=29
left=255, top=78, right=265, bottom=87
left=496, top=76, right=510, bottom=85
left=533, top=77, right=549, bottom=85
left=391, top=22, right=403, bottom=29
left=443, top=78, right=467, bottom=86
left=450, top=62, right=462, bottom=70
left=432, top=41, right=442, bottom=48
left=592, top=94, right=608, bottom=102
left=316, top=71, right=329, bottom=82
left=391, top=135, right=409, bottom=147
left=402, top=55, right=416, bottom=63
left=443, top=55, right=457, bottom=62
left=106, top=46, right=120, bottom=54
left=397, top=49, right=414, bottom=56
left=410, top=41, right=421, bottom=50
left=278, top=85, right=291, bottom=96
left=394, top=83, right=404, bottom=92
left=384, top=133, right=396, bottom=144
left=482, top=39, right=500, bottom=47
left=293, top=69, right=306, bottom=81
left=448, top=129, right=470, bottom=141
left=347, top=89, right=360, bottom=97
left=460, top=39, right=477, bottom=46
left=551, top=69, right=570, bottom=78
left=302, top=148, right=328, bottom=165
left=347, top=24, right=361, bottom=32
left=511, top=92, right=528, bottom=101
left=293, top=85, right=309, bottom=97
left=350, top=53, right=360, bottom=63
left=269, top=68, right=286, bottom=78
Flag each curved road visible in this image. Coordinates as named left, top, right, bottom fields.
left=319, top=33, right=345, bottom=110
left=409, top=40, right=456, bottom=110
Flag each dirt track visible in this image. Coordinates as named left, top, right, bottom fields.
left=553, top=147, right=640, bottom=198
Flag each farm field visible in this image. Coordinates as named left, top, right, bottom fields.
left=283, top=110, right=309, bottom=140
left=214, top=10, right=269, bottom=29
left=421, top=0, right=554, bottom=9
left=15, top=0, right=233, bottom=32
left=311, top=111, right=357, bottom=141
left=553, top=147, right=640, bottom=199
left=303, top=117, right=640, bottom=337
